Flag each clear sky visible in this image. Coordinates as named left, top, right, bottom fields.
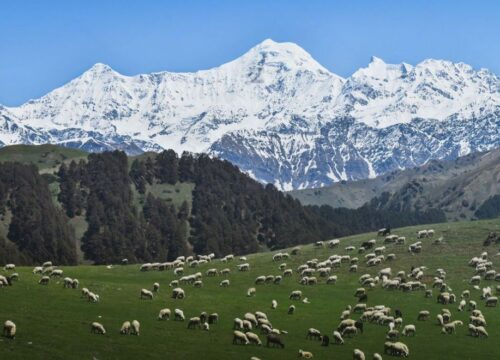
left=1, top=0, right=499, bottom=106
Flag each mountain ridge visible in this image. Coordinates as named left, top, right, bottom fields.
left=1, top=39, right=499, bottom=189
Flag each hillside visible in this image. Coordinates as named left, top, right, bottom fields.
left=0, top=144, right=87, bottom=171
left=1, top=39, right=499, bottom=189
left=291, top=148, right=500, bottom=221
left=0, top=219, right=499, bottom=359
left=0, top=145, right=445, bottom=265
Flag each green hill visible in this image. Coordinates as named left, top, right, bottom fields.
left=0, top=144, right=87, bottom=171
left=0, top=219, right=499, bottom=359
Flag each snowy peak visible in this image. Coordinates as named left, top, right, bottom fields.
left=236, top=38, right=334, bottom=76
left=1, top=40, right=499, bottom=190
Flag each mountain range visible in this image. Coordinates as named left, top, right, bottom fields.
left=1, top=39, right=499, bottom=190
left=291, top=147, right=500, bottom=221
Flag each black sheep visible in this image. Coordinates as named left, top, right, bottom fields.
left=321, top=335, right=330, bottom=346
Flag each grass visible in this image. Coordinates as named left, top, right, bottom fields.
left=0, top=219, right=499, bottom=359
left=0, top=144, right=87, bottom=172
left=133, top=182, right=195, bottom=210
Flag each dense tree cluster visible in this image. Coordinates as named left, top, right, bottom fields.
left=475, top=195, right=500, bottom=220
left=0, top=162, right=77, bottom=265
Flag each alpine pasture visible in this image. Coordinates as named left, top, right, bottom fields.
left=1, top=219, right=499, bottom=359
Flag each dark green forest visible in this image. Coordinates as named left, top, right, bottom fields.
left=0, top=150, right=446, bottom=265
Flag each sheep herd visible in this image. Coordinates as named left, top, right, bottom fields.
left=1, top=226, right=499, bottom=359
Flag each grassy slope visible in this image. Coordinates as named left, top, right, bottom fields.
left=0, top=144, right=87, bottom=172
left=1, top=219, right=499, bottom=359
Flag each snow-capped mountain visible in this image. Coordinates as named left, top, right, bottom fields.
left=2, top=39, right=499, bottom=189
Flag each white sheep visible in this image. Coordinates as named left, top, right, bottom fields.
left=39, top=276, right=50, bottom=285
left=233, top=330, right=249, bottom=345
left=172, top=287, right=185, bottom=299
left=158, top=308, right=171, bottom=320
left=174, top=308, right=185, bottom=321
left=353, top=349, right=365, bottom=360
left=485, top=296, right=498, bottom=307
left=3, top=264, right=15, bottom=271
left=90, top=322, right=106, bottom=335
left=246, top=331, right=262, bottom=345
left=120, top=321, right=131, bottom=334
left=247, top=287, right=256, bottom=297
left=3, top=320, right=16, bottom=339
left=332, top=330, right=344, bottom=344
left=402, top=324, right=416, bottom=336
left=373, top=353, right=383, bottom=360
left=299, top=349, right=314, bottom=358
left=220, top=279, right=230, bottom=287
left=271, top=300, right=277, bottom=309
left=140, top=288, right=153, bottom=300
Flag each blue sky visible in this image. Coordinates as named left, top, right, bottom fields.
left=1, top=0, right=499, bottom=106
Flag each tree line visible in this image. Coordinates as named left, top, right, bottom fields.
left=1, top=149, right=447, bottom=265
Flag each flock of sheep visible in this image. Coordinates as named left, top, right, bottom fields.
left=1, top=227, right=499, bottom=359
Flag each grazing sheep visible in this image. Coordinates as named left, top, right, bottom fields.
left=174, top=309, right=185, bottom=321
left=485, top=296, right=498, bottom=307
left=208, top=313, right=219, bottom=324
left=384, top=341, right=409, bottom=357
left=271, top=300, right=277, bottom=309
left=153, top=282, right=160, bottom=292
left=187, top=317, right=201, bottom=329
left=3, top=320, right=16, bottom=339
left=246, top=332, right=262, bottom=346
left=50, top=269, right=63, bottom=277
left=266, top=333, right=285, bottom=348
left=242, top=320, right=253, bottom=331
left=386, top=330, right=399, bottom=340
left=332, top=330, right=344, bottom=344
left=234, top=318, right=244, bottom=330
left=417, top=310, right=430, bottom=321
left=470, top=316, right=487, bottom=327
left=468, top=300, right=477, bottom=311
left=172, top=287, right=185, bottom=299
left=63, top=277, right=73, bottom=288
left=441, top=321, right=463, bottom=334
left=244, top=313, right=258, bottom=326
left=327, top=275, right=338, bottom=284
left=39, top=276, right=50, bottom=285
left=475, top=326, right=489, bottom=338
left=373, top=353, right=383, bottom=360
left=158, top=308, right=171, bottom=320
left=120, top=321, right=131, bottom=334
left=72, top=279, right=79, bottom=289
left=402, top=325, right=416, bottom=336
left=87, top=292, right=100, bottom=303
left=202, top=322, right=209, bottom=331
left=306, top=328, right=322, bottom=340
left=32, top=266, right=43, bottom=274
left=3, top=264, right=15, bottom=271
left=321, top=335, right=330, bottom=346
left=219, top=279, right=230, bottom=287
left=90, top=322, right=106, bottom=335
left=233, top=330, right=250, bottom=345
left=299, top=349, right=314, bottom=358
left=140, top=288, right=153, bottom=300
left=288, top=305, right=296, bottom=315
left=289, top=290, right=302, bottom=300
left=342, top=326, right=358, bottom=337
left=353, top=349, right=365, bottom=360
